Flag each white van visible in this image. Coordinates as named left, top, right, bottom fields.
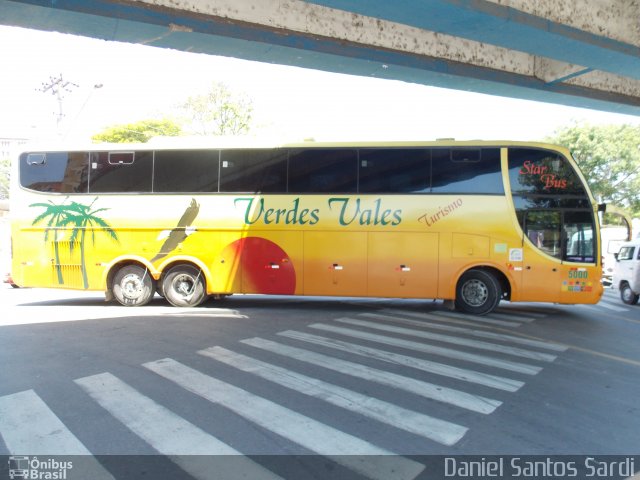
left=612, top=240, right=640, bottom=305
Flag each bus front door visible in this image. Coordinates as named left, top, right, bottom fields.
left=520, top=211, right=562, bottom=303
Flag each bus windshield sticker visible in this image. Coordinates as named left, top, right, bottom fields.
left=509, top=248, right=523, bottom=262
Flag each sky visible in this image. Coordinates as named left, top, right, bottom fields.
left=1, top=25, right=640, bottom=144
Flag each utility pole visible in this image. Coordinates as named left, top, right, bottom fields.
left=38, top=74, right=79, bottom=135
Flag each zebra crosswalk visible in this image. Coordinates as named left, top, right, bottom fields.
left=0, top=307, right=569, bottom=479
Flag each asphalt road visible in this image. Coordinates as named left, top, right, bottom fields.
left=0, top=284, right=639, bottom=479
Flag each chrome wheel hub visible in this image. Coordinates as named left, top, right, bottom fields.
left=121, top=273, right=144, bottom=300
left=461, top=279, right=488, bottom=307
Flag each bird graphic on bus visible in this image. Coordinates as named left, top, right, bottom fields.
left=150, top=198, right=200, bottom=263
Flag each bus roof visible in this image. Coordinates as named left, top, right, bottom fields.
left=18, top=137, right=572, bottom=155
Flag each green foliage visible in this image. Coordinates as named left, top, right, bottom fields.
left=179, top=82, right=253, bottom=136
left=92, top=118, right=182, bottom=143
left=546, top=123, right=640, bottom=216
left=0, top=157, right=9, bottom=200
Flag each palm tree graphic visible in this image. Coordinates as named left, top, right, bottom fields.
left=31, top=198, right=74, bottom=284
left=31, top=198, right=118, bottom=288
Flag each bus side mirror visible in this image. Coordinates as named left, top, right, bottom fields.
left=614, top=253, right=619, bottom=261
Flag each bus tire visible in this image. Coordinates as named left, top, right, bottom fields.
left=620, top=282, right=639, bottom=305
left=112, top=264, right=155, bottom=307
left=455, top=269, right=501, bottom=315
left=162, top=264, right=207, bottom=308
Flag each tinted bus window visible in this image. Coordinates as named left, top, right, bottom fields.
left=89, top=151, right=153, bottom=193
left=508, top=148, right=586, bottom=196
left=522, top=210, right=562, bottom=259
left=358, top=149, right=430, bottom=193
left=154, top=150, right=218, bottom=193
left=20, top=151, right=89, bottom=193
left=220, top=149, right=287, bottom=193
left=564, top=210, right=595, bottom=263
left=288, top=149, right=357, bottom=193
left=431, top=148, right=503, bottom=194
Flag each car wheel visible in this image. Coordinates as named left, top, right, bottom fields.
left=112, top=265, right=155, bottom=306
left=162, top=264, right=207, bottom=307
left=620, top=282, right=640, bottom=305
left=454, top=269, right=501, bottom=315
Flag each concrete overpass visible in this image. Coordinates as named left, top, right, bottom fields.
left=1, top=0, right=640, bottom=115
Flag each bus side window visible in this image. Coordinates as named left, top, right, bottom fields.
left=358, top=149, right=429, bottom=193
left=220, top=149, right=287, bottom=193
left=89, top=151, right=153, bottom=193
left=20, top=151, right=89, bottom=193
left=431, top=148, right=503, bottom=194
left=154, top=150, right=219, bottom=193
left=288, top=149, right=357, bottom=193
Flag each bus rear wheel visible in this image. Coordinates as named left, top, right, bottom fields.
left=455, top=269, right=501, bottom=315
left=162, top=264, right=207, bottom=307
left=112, top=264, right=155, bottom=306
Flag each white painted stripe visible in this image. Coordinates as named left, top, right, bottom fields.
left=278, top=330, right=524, bottom=392
left=144, top=358, right=425, bottom=480
left=0, top=390, right=115, bottom=479
left=199, top=346, right=467, bottom=446
left=596, top=299, right=629, bottom=312
left=381, top=309, right=497, bottom=329
left=432, top=310, right=522, bottom=327
left=334, top=318, right=557, bottom=362
left=495, top=307, right=549, bottom=318
left=75, top=372, right=281, bottom=480
left=362, top=313, right=567, bottom=352
left=308, top=323, right=542, bottom=375
left=0, top=389, right=92, bottom=455
left=488, top=312, right=535, bottom=323
left=241, top=337, right=501, bottom=414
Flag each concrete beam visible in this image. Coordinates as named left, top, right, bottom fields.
left=307, top=0, right=640, bottom=79
left=1, top=0, right=639, bottom=115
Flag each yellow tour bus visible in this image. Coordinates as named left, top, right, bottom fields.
left=10, top=140, right=604, bottom=315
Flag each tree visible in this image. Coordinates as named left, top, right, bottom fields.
left=92, top=118, right=181, bottom=143
left=179, top=82, right=253, bottom=136
left=546, top=123, right=640, bottom=216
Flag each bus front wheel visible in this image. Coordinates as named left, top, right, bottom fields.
left=112, top=265, right=155, bottom=306
left=454, top=269, right=501, bottom=315
left=162, top=264, right=207, bottom=307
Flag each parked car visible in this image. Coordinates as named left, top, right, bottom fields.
left=612, top=240, right=640, bottom=305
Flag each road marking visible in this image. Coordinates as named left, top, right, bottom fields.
left=495, top=307, right=550, bottom=318
left=279, top=330, right=524, bottom=392
left=75, top=372, right=281, bottom=480
left=0, top=389, right=115, bottom=479
left=381, top=308, right=497, bottom=329
left=486, top=312, right=536, bottom=323
left=308, top=323, right=542, bottom=375
left=0, top=389, right=92, bottom=455
left=199, top=346, right=467, bottom=446
left=334, top=318, right=557, bottom=362
left=144, top=358, right=425, bottom=480
left=241, top=337, right=501, bottom=414
left=362, top=313, right=567, bottom=352
left=595, top=299, right=629, bottom=312
left=432, top=310, right=522, bottom=327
